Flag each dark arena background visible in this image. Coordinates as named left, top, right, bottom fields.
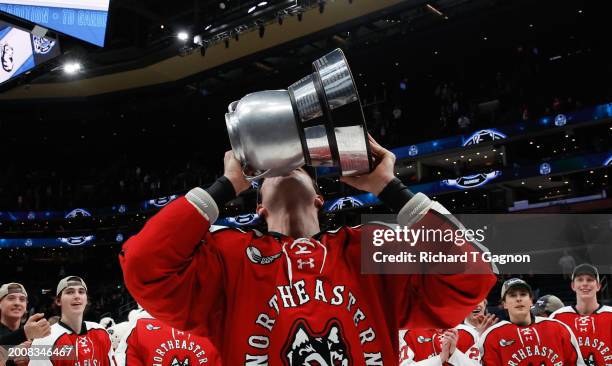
left=0, top=0, right=610, bottom=356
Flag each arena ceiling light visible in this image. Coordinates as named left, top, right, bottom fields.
left=177, top=31, right=189, bottom=41
left=426, top=3, right=444, bottom=16
left=64, top=62, right=82, bottom=74
left=249, top=2, right=268, bottom=14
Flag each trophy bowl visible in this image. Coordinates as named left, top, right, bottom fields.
left=225, top=48, right=372, bottom=181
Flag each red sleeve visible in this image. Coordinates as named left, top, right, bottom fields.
left=480, top=336, right=501, bottom=366
left=125, top=327, right=143, bottom=366
left=119, top=197, right=225, bottom=336
left=381, top=205, right=496, bottom=329
left=398, top=273, right=495, bottom=329
left=559, top=322, right=583, bottom=365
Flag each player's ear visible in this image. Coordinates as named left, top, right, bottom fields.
left=256, top=204, right=267, bottom=218
left=314, top=195, right=324, bottom=209
left=501, top=299, right=508, bottom=310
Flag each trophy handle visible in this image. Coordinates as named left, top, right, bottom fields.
left=242, top=161, right=300, bottom=181
left=243, top=168, right=273, bottom=181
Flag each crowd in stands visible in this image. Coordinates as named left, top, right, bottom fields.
left=1, top=40, right=609, bottom=212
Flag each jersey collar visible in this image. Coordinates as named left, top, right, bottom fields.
left=571, top=303, right=603, bottom=315
left=58, top=320, right=88, bottom=335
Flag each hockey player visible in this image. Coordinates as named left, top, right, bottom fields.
left=114, top=308, right=220, bottom=366
left=399, top=325, right=480, bottom=365
left=28, top=276, right=113, bottom=366
left=479, top=278, right=585, bottom=366
left=120, top=137, right=497, bottom=364
left=464, top=299, right=498, bottom=336
left=551, top=264, right=612, bottom=366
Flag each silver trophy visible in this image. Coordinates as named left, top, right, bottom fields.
left=225, top=48, right=372, bottom=180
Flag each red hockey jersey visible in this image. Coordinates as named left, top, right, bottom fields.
left=28, top=321, right=112, bottom=366
left=398, top=324, right=480, bottom=365
left=478, top=317, right=585, bottom=366
left=114, top=312, right=220, bottom=366
left=120, top=192, right=496, bottom=365
left=551, top=305, right=612, bottom=366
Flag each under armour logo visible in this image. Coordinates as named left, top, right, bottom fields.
left=576, top=316, right=593, bottom=333
left=297, top=258, right=315, bottom=269
left=78, top=337, right=91, bottom=354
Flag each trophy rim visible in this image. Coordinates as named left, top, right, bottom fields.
left=311, top=48, right=373, bottom=176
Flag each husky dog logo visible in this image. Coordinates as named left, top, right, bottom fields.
left=408, top=145, right=419, bottom=156
left=32, top=36, right=56, bottom=55
left=463, top=129, right=507, bottom=146
left=554, top=114, right=567, bottom=127
left=539, top=162, right=552, bottom=175
left=329, top=197, right=364, bottom=211
left=64, top=208, right=92, bottom=219
left=1, top=43, right=14, bottom=72
left=170, top=357, right=189, bottom=366
left=584, top=353, right=597, bottom=366
left=283, top=319, right=350, bottom=366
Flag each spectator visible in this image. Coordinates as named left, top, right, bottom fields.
left=558, top=250, right=577, bottom=280
left=0, top=283, right=51, bottom=366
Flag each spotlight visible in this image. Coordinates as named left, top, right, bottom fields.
left=64, top=62, right=81, bottom=74
left=248, top=6, right=256, bottom=13
left=258, top=23, right=265, bottom=38
left=258, top=1, right=268, bottom=6
left=177, top=31, right=189, bottom=41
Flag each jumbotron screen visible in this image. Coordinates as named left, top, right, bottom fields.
left=0, top=19, right=60, bottom=85
left=0, top=0, right=110, bottom=46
